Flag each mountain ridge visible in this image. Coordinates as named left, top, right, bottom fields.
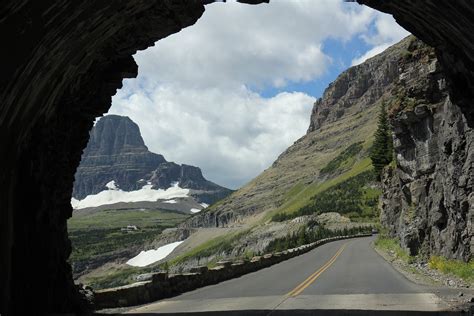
left=73, top=114, right=232, bottom=206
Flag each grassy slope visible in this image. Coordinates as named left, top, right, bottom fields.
left=264, top=157, right=373, bottom=221
left=68, top=209, right=188, bottom=276
left=170, top=98, right=382, bottom=264
left=204, top=99, right=380, bottom=218
left=69, top=208, right=187, bottom=230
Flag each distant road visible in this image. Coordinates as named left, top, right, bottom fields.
left=127, top=237, right=452, bottom=314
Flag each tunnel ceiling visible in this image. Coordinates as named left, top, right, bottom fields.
left=1, top=0, right=473, bottom=313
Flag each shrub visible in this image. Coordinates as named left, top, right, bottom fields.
left=265, top=225, right=372, bottom=253
left=428, top=256, right=474, bottom=282
left=320, top=142, right=364, bottom=175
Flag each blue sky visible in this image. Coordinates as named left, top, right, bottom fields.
left=110, top=1, right=409, bottom=189
left=259, top=35, right=373, bottom=99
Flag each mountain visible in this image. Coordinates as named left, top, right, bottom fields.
left=72, top=115, right=232, bottom=211
left=168, top=36, right=474, bottom=261
left=182, top=36, right=409, bottom=230
left=159, top=35, right=470, bottom=266
left=146, top=37, right=417, bottom=270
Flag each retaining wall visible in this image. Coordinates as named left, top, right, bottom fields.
left=94, top=234, right=372, bottom=309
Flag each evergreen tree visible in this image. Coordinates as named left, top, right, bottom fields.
left=370, top=102, right=393, bottom=180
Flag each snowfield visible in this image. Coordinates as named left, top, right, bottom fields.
left=190, top=208, right=201, bottom=213
left=200, top=203, right=209, bottom=208
left=71, top=181, right=189, bottom=209
left=126, top=240, right=184, bottom=267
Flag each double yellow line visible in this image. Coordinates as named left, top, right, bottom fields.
left=287, top=242, right=347, bottom=297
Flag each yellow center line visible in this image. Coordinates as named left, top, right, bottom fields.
left=287, top=242, right=347, bottom=297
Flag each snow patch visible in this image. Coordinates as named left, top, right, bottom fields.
left=126, top=241, right=184, bottom=267
left=163, top=199, right=177, bottom=204
left=71, top=197, right=80, bottom=209
left=190, top=208, right=201, bottom=213
left=71, top=183, right=189, bottom=209
left=105, top=180, right=118, bottom=190
left=200, top=203, right=209, bottom=208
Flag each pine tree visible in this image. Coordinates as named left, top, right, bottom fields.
left=370, top=102, right=393, bottom=180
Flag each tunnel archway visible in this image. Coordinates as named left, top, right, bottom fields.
left=1, top=0, right=473, bottom=313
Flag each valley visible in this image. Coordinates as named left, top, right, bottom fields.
left=68, top=208, right=188, bottom=285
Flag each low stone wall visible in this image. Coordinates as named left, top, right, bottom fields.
left=94, top=234, right=372, bottom=309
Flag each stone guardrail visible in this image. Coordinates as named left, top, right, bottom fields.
left=94, top=233, right=372, bottom=309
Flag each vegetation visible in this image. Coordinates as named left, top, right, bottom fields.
left=266, top=224, right=372, bottom=253
left=428, top=256, right=474, bottom=283
left=272, top=170, right=380, bottom=222
left=375, top=234, right=473, bottom=284
left=81, top=265, right=142, bottom=290
left=374, top=234, right=412, bottom=263
left=370, top=102, right=393, bottom=180
left=68, top=209, right=188, bottom=274
left=169, top=229, right=251, bottom=266
left=69, top=227, right=164, bottom=264
left=320, top=142, right=364, bottom=175
left=265, top=157, right=373, bottom=222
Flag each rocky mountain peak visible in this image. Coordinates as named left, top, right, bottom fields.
left=85, top=115, right=155, bottom=156
left=72, top=115, right=231, bottom=203
left=307, top=36, right=411, bottom=133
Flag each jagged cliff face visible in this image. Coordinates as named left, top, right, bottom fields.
left=73, top=115, right=231, bottom=204
left=73, top=115, right=165, bottom=198
left=358, top=0, right=474, bottom=125
left=380, top=39, right=473, bottom=261
left=183, top=37, right=414, bottom=229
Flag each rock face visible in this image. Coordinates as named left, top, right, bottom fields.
left=2, top=0, right=474, bottom=313
left=358, top=0, right=474, bottom=125
left=182, top=36, right=415, bottom=230
left=73, top=115, right=165, bottom=198
left=73, top=115, right=231, bottom=204
left=0, top=2, right=205, bottom=313
left=380, top=39, right=473, bottom=261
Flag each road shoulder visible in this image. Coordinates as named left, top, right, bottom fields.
left=371, top=238, right=474, bottom=313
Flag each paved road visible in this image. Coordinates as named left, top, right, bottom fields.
left=127, top=237, right=452, bottom=314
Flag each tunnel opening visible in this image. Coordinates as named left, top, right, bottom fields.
left=1, top=0, right=474, bottom=314
left=68, top=0, right=411, bottom=295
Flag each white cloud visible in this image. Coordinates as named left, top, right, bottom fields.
left=111, top=85, right=314, bottom=189
left=109, top=1, right=410, bottom=189
left=352, top=13, right=410, bottom=65
left=130, top=0, right=377, bottom=91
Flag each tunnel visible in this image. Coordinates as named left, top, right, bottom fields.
left=0, top=0, right=473, bottom=313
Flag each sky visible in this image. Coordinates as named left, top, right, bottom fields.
left=109, top=0, right=409, bottom=190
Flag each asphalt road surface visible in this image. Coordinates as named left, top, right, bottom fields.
left=126, top=236, right=452, bottom=314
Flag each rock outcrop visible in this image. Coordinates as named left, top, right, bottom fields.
left=380, top=39, right=473, bottom=261
left=73, top=115, right=231, bottom=204
left=358, top=0, right=474, bottom=124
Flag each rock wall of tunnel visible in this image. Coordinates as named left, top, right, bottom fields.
left=0, top=1, right=205, bottom=313
left=0, top=0, right=473, bottom=313
left=359, top=0, right=474, bottom=124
